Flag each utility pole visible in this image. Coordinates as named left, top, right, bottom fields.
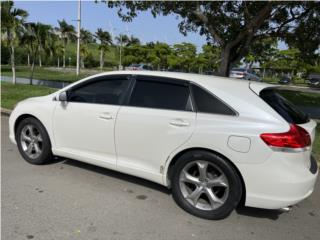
left=76, top=0, right=81, bottom=75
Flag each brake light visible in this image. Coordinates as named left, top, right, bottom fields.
left=260, top=124, right=311, bottom=149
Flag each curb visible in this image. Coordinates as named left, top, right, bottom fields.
left=1, top=108, right=12, bottom=116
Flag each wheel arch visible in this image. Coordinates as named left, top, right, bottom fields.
left=14, top=114, right=52, bottom=145
left=165, top=147, right=246, bottom=205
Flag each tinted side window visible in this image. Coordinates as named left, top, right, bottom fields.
left=129, top=80, right=192, bottom=111
left=191, top=84, right=236, bottom=115
left=68, top=78, right=130, bottom=105
left=260, top=89, right=309, bottom=124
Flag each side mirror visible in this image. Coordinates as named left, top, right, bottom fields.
left=58, top=91, right=67, bottom=102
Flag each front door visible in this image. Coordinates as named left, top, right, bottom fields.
left=53, top=75, right=131, bottom=165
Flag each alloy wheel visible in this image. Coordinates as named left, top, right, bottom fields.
left=179, top=160, right=229, bottom=211
left=20, top=124, right=43, bottom=159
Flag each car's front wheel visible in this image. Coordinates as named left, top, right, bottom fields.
left=16, top=117, right=53, bottom=165
left=171, top=150, right=242, bottom=220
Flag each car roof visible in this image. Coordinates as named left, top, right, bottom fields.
left=86, top=70, right=248, bottom=87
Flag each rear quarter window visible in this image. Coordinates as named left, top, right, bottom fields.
left=260, top=88, right=309, bottom=124
left=191, top=84, right=236, bottom=116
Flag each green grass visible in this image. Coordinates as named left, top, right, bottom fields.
left=314, top=125, right=320, bottom=163
left=263, top=76, right=308, bottom=87
left=1, top=65, right=93, bottom=82
left=1, top=82, right=56, bottom=109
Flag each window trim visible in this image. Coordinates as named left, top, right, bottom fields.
left=66, top=74, right=132, bottom=106
left=190, top=83, right=238, bottom=116
left=124, top=75, right=194, bottom=112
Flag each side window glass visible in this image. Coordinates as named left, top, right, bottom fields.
left=129, top=79, right=192, bottom=111
left=191, top=84, right=236, bottom=115
left=68, top=78, right=130, bottom=105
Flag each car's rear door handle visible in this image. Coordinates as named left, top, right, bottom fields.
left=169, top=119, right=190, bottom=127
left=99, top=112, right=113, bottom=120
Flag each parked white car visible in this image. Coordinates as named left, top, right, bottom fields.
left=229, top=68, right=261, bottom=81
left=9, top=71, right=318, bottom=219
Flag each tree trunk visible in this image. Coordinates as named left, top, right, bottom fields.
left=57, top=57, right=60, bottom=68
left=10, top=44, right=16, bottom=84
left=27, top=53, right=30, bottom=67
left=63, top=54, right=66, bottom=68
left=63, top=41, right=66, bottom=68
left=218, top=48, right=231, bottom=77
left=30, top=60, right=35, bottom=85
left=39, top=53, right=42, bottom=67
left=100, top=49, right=103, bottom=70
left=81, top=57, right=85, bottom=68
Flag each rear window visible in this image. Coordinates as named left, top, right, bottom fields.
left=260, top=88, right=309, bottom=124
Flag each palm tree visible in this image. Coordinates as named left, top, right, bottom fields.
left=35, top=23, right=52, bottom=67
left=55, top=44, right=64, bottom=68
left=128, top=35, right=140, bottom=46
left=95, top=28, right=113, bottom=70
left=45, top=30, right=59, bottom=65
left=1, top=1, right=28, bottom=84
left=79, top=28, right=94, bottom=69
left=21, top=22, right=38, bottom=84
left=57, top=19, right=75, bottom=68
left=115, top=34, right=130, bottom=46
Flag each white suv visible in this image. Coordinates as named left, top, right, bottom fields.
left=9, top=71, right=318, bottom=219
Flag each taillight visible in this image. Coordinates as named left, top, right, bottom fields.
left=260, top=124, right=311, bottom=149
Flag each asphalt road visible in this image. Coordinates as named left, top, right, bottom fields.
left=1, top=115, right=320, bottom=240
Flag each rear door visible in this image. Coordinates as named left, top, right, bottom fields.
left=115, top=76, right=196, bottom=181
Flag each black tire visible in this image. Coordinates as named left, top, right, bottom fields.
left=171, top=150, right=242, bottom=220
left=16, top=117, right=53, bottom=165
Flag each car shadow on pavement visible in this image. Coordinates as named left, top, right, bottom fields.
left=62, top=158, right=171, bottom=195
left=235, top=206, right=284, bottom=220
left=60, top=158, right=284, bottom=220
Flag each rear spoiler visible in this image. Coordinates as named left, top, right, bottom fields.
left=249, top=82, right=278, bottom=95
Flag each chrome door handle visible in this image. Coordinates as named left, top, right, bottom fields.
left=169, top=119, right=190, bottom=127
left=99, top=112, right=113, bottom=120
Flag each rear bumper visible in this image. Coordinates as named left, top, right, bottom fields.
left=240, top=152, right=318, bottom=209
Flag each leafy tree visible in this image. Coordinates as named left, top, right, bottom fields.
left=95, top=28, right=113, bottom=69
left=201, top=44, right=221, bottom=72
left=148, top=42, right=171, bottom=70
left=285, top=8, right=320, bottom=65
left=1, top=0, right=28, bottom=83
left=244, top=38, right=278, bottom=69
left=169, top=42, right=197, bottom=72
left=105, top=1, right=319, bottom=76
left=57, top=19, right=75, bottom=68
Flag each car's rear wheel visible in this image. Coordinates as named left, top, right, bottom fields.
left=171, top=150, right=242, bottom=220
left=16, top=117, right=53, bottom=165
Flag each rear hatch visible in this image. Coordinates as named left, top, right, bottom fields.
left=250, top=82, right=317, bottom=151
